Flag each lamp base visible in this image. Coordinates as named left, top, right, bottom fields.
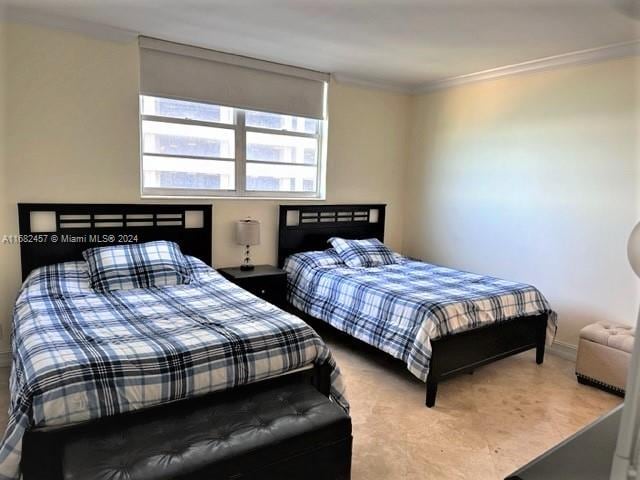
left=241, top=244, right=255, bottom=271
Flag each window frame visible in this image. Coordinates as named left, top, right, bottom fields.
left=139, top=97, right=327, bottom=200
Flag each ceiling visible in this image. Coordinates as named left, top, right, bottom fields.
left=4, top=0, right=640, bottom=92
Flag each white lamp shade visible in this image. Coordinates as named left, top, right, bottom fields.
left=236, top=219, right=260, bottom=246
left=629, top=222, right=640, bottom=278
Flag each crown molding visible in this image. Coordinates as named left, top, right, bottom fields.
left=322, top=40, right=640, bottom=95
left=414, top=40, right=640, bottom=94
left=4, top=7, right=639, bottom=95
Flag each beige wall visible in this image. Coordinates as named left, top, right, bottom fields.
left=0, top=13, right=10, bottom=345
left=0, top=23, right=409, bottom=352
left=2, top=21, right=637, bottom=354
left=209, top=80, right=409, bottom=268
left=405, top=56, right=640, bottom=347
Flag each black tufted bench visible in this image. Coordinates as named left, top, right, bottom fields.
left=23, top=382, right=352, bottom=480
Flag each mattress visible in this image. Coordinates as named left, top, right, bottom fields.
left=0, top=256, right=347, bottom=480
left=285, top=249, right=557, bottom=382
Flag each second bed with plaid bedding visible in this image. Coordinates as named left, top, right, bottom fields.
left=0, top=256, right=347, bottom=480
left=285, top=250, right=557, bottom=383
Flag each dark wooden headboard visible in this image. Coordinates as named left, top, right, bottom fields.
left=277, top=204, right=386, bottom=267
left=18, top=203, right=212, bottom=279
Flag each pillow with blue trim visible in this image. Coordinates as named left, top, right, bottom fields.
left=327, top=237, right=397, bottom=268
left=82, top=240, right=191, bottom=292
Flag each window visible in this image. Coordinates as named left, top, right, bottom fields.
left=140, top=96, right=325, bottom=198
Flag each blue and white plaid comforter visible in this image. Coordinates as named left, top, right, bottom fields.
left=0, top=256, right=347, bottom=480
left=285, top=250, right=557, bottom=382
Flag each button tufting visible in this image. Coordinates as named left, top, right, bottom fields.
left=581, top=321, right=635, bottom=353
left=61, top=384, right=352, bottom=480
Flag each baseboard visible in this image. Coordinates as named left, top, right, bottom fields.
left=547, top=341, right=577, bottom=362
left=0, top=351, right=11, bottom=368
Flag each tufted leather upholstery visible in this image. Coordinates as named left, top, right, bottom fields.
left=21, top=375, right=350, bottom=480
left=58, top=383, right=352, bottom=480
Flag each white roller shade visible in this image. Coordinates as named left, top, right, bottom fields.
left=139, top=37, right=329, bottom=119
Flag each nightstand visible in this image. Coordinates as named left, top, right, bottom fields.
left=217, top=265, right=287, bottom=308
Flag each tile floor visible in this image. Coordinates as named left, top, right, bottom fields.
left=322, top=327, right=622, bottom=480
left=0, top=328, right=621, bottom=480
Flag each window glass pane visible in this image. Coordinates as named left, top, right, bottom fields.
left=143, top=155, right=235, bottom=190
left=141, top=96, right=234, bottom=124
left=245, top=110, right=318, bottom=134
left=246, top=132, right=317, bottom=164
left=140, top=96, right=323, bottom=197
left=142, top=120, right=235, bottom=159
left=246, top=162, right=316, bottom=192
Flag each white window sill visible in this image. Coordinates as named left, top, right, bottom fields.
left=141, top=194, right=326, bottom=201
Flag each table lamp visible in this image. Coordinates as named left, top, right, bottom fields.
left=610, top=222, right=640, bottom=479
left=236, top=218, right=260, bottom=271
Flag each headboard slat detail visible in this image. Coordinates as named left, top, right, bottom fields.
left=18, top=203, right=212, bottom=279
left=277, top=204, right=386, bottom=267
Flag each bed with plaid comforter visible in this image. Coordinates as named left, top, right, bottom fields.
left=285, top=250, right=557, bottom=383
left=0, top=256, right=347, bottom=480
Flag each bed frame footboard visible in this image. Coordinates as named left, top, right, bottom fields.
left=425, top=314, right=548, bottom=407
left=276, top=204, right=551, bottom=410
